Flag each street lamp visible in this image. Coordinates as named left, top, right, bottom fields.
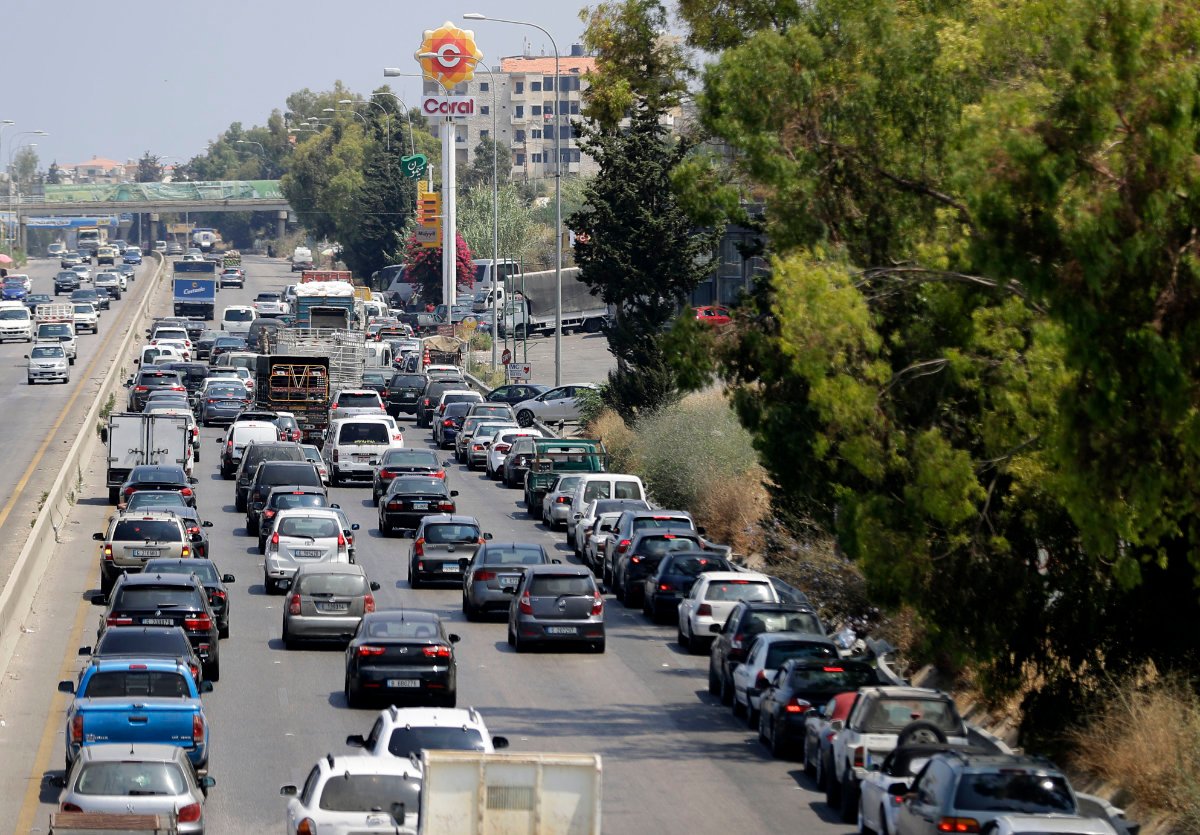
left=322, top=107, right=370, bottom=128
left=341, top=99, right=391, bottom=152
left=6, top=131, right=47, bottom=252
left=371, top=92, right=418, bottom=157
left=0, top=121, right=15, bottom=250
left=464, top=12, right=563, bottom=386
left=234, top=140, right=270, bottom=176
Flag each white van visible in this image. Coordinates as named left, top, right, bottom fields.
left=221, top=305, right=257, bottom=336
left=365, top=342, right=393, bottom=369
left=137, top=344, right=184, bottom=366
left=565, top=474, right=648, bottom=543
left=323, top=417, right=404, bottom=486
left=0, top=301, right=33, bottom=342
left=220, top=420, right=281, bottom=475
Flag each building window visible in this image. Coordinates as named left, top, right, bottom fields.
left=516, top=153, right=526, bottom=165
left=480, top=129, right=489, bottom=139
left=480, top=82, right=489, bottom=92
left=515, top=129, right=525, bottom=142
left=559, top=125, right=572, bottom=140
left=531, top=81, right=541, bottom=92
left=570, top=101, right=580, bottom=115
left=531, top=105, right=541, bottom=116
left=531, top=129, right=542, bottom=139
left=532, top=153, right=542, bottom=163
left=516, top=81, right=524, bottom=93
left=481, top=105, right=489, bottom=115
left=515, top=105, right=524, bottom=118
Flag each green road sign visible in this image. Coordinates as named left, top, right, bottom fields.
left=401, top=154, right=429, bottom=179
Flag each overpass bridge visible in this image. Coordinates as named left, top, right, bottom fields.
left=6, top=180, right=292, bottom=248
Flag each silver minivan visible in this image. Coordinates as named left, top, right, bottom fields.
left=282, top=563, right=380, bottom=647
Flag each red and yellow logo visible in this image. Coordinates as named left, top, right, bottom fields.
left=416, top=22, right=484, bottom=89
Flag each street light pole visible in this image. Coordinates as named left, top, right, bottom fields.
left=372, top=92, right=418, bottom=157
left=7, top=131, right=46, bottom=253
left=465, top=13, right=562, bottom=385
left=0, top=120, right=13, bottom=251
left=342, top=99, right=390, bottom=153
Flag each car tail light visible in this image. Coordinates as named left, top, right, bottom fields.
left=474, top=570, right=499, bottom=583
left=177, top=802, right=202, bottom=823
left=331, top=403, right=338, bottom=410
left=472, top=443, right=484, bottom=451
left=439, top=501, right=455, bottom=511
left=591, top=590, right=604, bottom=615
left=226, top=440, right=234, bottom=450
left=172, top=386, right=186, bottom=392
left=288, top=593, right=301, bottom=615
left=264, top=509, right=276, bottom=519
left=413, top=538, right=424, bottom=557
left=70, top=715, right=83, bottom=744
left=211, top=590, right=227, bottom=602
left=189, top=662, right=201, bottom=681
left=191, top=426, right=198, bottom=438
left=731, top=633, right=745, bottom=650
left=423, top=645, right=451, bottom=658
left=422, top=398, right=431, bottom=406
left=784, top=698, right=811, bottom=714
left=357, top=645, right=386, bottom=656
left=184, top=614, right=213, bottom=631
left=192, top=714, right=205, bottom=745
left=696, top=603, right=712, bottom=617
left=297, top=818, right=317, bottom=835
left=106, top=616, right=133, bottom=627
left=937, top=819, right=981, bottom=833
left=133, top=385, right=148, bottom=392
left=364, top=593, right=376, bottom=613
left=332, top=448, right=339, bottom=462
left=379, top=468, right=396, bottom=479
left=443, top=419, right=453, bottom=427
left=61, top=802, right=83, bottom=812
left=555, top=496, right=571, bottom=504
left=630, top=555, right=642, bottom=564
left=852, top=746, right=865, bottom=768
left=271, top=532, right=280, bottom=547
left=617, top=539, right=631, bottom=554
left=658, top=582, right=673, bottom=592
left=181, top=546, right=191, bottom=557
left=518, top=592, right=533, bottom=615
left=102, top=544, right=113, bottom=561
left=337, top=532, right=346, bottom=548
left=494, top=443, right=510, bottom=454
left=434, top=469, right=446, bottom=479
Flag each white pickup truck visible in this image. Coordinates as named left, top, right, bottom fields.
left=34, top=304, right=78, bottom=364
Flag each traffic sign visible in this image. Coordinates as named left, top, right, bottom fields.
left=501, top=348, right=512, bottom=365
left=400, top=154, right=428, bottom=179
left=507, top=362, right=532, bottom=380
left=437, top=324, right=455, bottom=337
left=414, top=227, right=439, bottom=248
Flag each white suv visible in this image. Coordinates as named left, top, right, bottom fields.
left=0, top=302, right=33, bottom=341
left=27, top=344, right=69, bottom=384
left=281, top=754, right=421, bottom=834
left=345, top=706, right=509, bottom=761
left=324, top=416, right=404, bottom=486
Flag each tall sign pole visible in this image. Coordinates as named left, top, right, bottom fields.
left=417, top=23, right=483, bottom=309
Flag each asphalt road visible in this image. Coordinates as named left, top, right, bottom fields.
left=0, top=255, right=852, bottom=833
left=0, top=255, right=159, bottom=588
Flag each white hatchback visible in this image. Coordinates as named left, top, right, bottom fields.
left=282, top=754, right=421, bottom=835
left=221, top=305, right=256, bottom=336
left=677, top=572, right=779, bottom=654
left=264, top=508, right=352, bottom=592
left=485, top=428, right=543, bottom=478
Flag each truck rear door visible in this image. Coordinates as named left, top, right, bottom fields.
left=109, top=415, right=148, bottom=472
left=146, top=414, right=191, bottom=470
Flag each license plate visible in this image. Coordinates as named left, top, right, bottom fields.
left=498, top=575, right=518, bottom=586
left=317, top=602, right=348, bottom=612
left=220, top=400, right=239, bottom=407
left=400, top=393, right=415, bottom=399
left=387, top=679, right=421, bottom=688
left=293, top=549, right=321, bottom=558
left=412, top=502, right=428, bottom=510
left=132, top=549, right=160, bottom=558
left=546, top=626, right=577, bottom=635
left=442, top=563, right=459, bottom=572
left=141, top=618, right=173, bottom=626
left=352, top=453, right=371, bottom=461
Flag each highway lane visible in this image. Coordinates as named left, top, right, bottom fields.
left=1, top=255, right=851, bottom=833
left=0, top=255, right=159, bottom=588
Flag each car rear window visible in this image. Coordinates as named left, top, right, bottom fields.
left=76, top=762, right=188, bottom=797
left=382, top=449, right=438, bottom=467
left=0, top=309, right=29, bottom=320
left=339, top=422, right=390, bottom=444
left=529, top=574, right=595, bottom=596
left=481, top=546, right=546, bottom=566
left=633, top=514, right=694, bottom=531
left=336, top=393, right=382, bottom=408
left=112, top=520, right=181, bottom=542
left=704, top=580, right=773, bottom=602
left=741, top=611, right=823, bottom=635
left=262, top=465, right=321, bottom=487
left=636, top=535, right=703, bottom=556
left=788, top=663, right=877, bottom=693
left=84, top=670, right=191, bottom=698
left=953, top=771, right=1075, bottom=815
left=224, top=309, right=254, bottom=321
left=613, top=481, right=642, bottom=499
left=861, top=697, right=962, bottom=733
left=113, top=587, right=202, bottom=609
left=444, top=393, right=481, bottom=405
left=319, top=774, right=421, bottom=813
left=273, top=493, right=328, bottom=511
left=387, top=727, right=486, bottom=759
left=391, top=477, right=447, bottom=495
left=666, top=555, right=731, bottom=577
left=389, top=374, right=426, bottom=388
left=423, top=524, right=480, bottom=544
left=95, top=630, right=187, bottom=655
left=297, top=573, right=366, bottom=595
left=583, top=482, right=610, bottom=502
left=555, top=476, right=583, bottom=494
left=147, top=561, right=218, bottom=583
left=763, top=640, right=837, bottom=668
left=278, top=517, right=340, bottom=538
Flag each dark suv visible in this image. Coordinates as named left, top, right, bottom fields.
left=415, top=380, right=459, bottom=428
left=612, top=528, right=708, bottom=608
left=642, top=550, right=735, bottom=622
left=157, top=362, right=210, bottom=409
left=94, top=572, right=222, bottom=680
left=125, top=368, right=186, bottom=412
left=384, top=372, right=428, bottom=416
left=708, top=601, right=826, bottom=706
left=54, top=270, right=80, bottom=295
left=244, top=461, right=324, bottom=535
left=233, top=442, right=303, bottom=512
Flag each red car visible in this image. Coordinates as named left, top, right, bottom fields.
left=694, top=305, right=732, bottom=326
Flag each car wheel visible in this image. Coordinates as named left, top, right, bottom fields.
left=859, top=806, right=878, bottom=835
left=107, top=486, right=119, bottom=505
left=823, top=755, right=840, bottom=807
left=68, top=356, right=75, bottom=365
left=719, top=670, right=734, bottom=706
left=409, top=564, right=422, bottom=589
left=246, top=517, right=258, bottom=537
left=26, top=376, right=34, bottom=385
left=372, top=490, right=380, bottom=505
left=462, top=594, right=478, bottom=622
left=641, top=593, right=654, bottom=620
left=442, top=692, right=458, bottom=708
left=282, top=621, right=295, bottom=650
left=516, top=409, right=534, bottom=427
left=686, top=628, right=705, bottom=656
left=258, top=537, right=266, bottom=555
left=513, top=629, right=527, bottom=653
left=100, top=571, right=114, bottom=597
left=205, top=656, right=220, bottom=682
left=803, top=740, right=818, bottom=779
left=591, top=640, right=605, bottom=653
left=507, top=625, right=515, bottom=646
left=746, top=703, right=759, bottom=729
left=235, top=494, right=246, bottom=513
left=219, top=622, right=230, bottom=640
left=708, top=663, right=721, bottom=695
left=379, top=516, right=392, bottom=537
left=345, top=675, right=362, bottom=709
left=839, top=773, right=859, bottom=823
left=732, top=691, right=746, bottom=718
left=758, top=709, right=770, bottom=745
left=676, top=623, right=688, bottom=650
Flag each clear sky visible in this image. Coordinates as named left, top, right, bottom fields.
left=4, top=0, right=589, bottom=170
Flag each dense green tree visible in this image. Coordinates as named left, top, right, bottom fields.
left=459, top=137, right=511, bottom=193
left=135, top=152, right=162, bottom=183
left=457, top=183, right=535, bottom=267
left=45, top=162, right=62, bottom=185
left=12, top=146, right=38, bottom=188
left=569, top=0, right=718, bottom=419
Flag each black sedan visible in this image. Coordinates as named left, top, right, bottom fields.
left=756, top=658, right=880, bottom=758
left=378, top=476, right=458, bottom=535
left=486, top=383, right=548, bottom=405
left=209, top=335, right=247, bottom=361
left=372, top=448, right=445, bottom=505
left=642, top=550, right=734, bottom=622
left=143, top=558, right=235, bottom=639
left=118, top=464, right=198, bottom=508
left=194, top=332, right=218, bottom=361
left=24, top=293, right=53, bottom=312
left=343, top=610, right=460, bottom=708
left=70, top=288, right=108, bottom=311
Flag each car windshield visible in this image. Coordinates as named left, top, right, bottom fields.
left=113, top=588, right=200, bottom=609
left=703, top=580, right=773, bottom=602
left=481, top=546, right=546, bottom=566
left=861, top=698, right=961, bottom=733
left=339, top=423, right=389, bottom=444
left=529, top=574, right=594, bottom=596
left=75, top=761, right=188, bottom=797
left=953, top=771, right=1075, bottom=815
left=787, top=663, right=877, bottom=693
left=0, top=309, right=27, bottom=320
left=31, top=346, right=64, bottom=358
left=4, top=278, right=23, bottom=287
left=147, top=561, right=218, bottom=583
left=277, top=517, right=340, bottom=539
left=319, top=774, right=421, bottom=813
left=665, top=555, right=731, bottom=577
left=763, top=640, right=837, bottom=668
left=423, top=524, right=480, bottom=544
left=112, top=520, right=181, bottom=542
left=382, top=449, right=437, bottom=467
left=387, top=727, right=486, bottom=758
left=297, top=573, right=366, bottom=595
left=84, top=670, right=191, bottom=698
left=273, top=494, right=327, bottom=510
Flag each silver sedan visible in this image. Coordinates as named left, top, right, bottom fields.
left=462, top=542, right=557, bottom=620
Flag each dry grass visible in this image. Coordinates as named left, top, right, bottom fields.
left=1071, top=676, right=1200, bottom=832
left=586, top=409, right=640, bottom=475
left=693, top=464, right=771, bottom=555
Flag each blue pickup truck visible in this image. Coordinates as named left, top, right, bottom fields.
left=58, top=658, right=212, bottom=772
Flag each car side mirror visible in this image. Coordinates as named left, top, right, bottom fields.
left=222, top=574, right=236, bottom=583
left=351, top=523, right=360, bottom=531
left=200, top=681, right=215, bottom=693
left=597, top=583, right=608, bottom=595
left=124, top=378, right=133, bottom=386
left=697, top=526, right=707, bottom=535
left=483, top=532, right=493, bottom=540
left=829, top=719, right=844, bottom=732
left=48, top=775, right=67, bottom=788
left=330, top=503, right=340, bottom=509
left=99, top=426, right=109, bottom=442
left=58, top=680, right=75, bottom=694
left=708, top=623, right=722, bottom=634
left=501, top=586, right=517, bottom=596
left=201, top=775, right=216, bottom=789
left=450, top=490, right=459, bottom=497
left=214, top=437, right=222, bottom=444
left=90, top=593, right=107, bottom=605
left=573, top=512, right=583, bottom=520
left=448, top=633, right=461, bottom=644
left=189, top=477, right=199, bottom=485
left=552, top=559, right=562, bottom=564
left=280, top=785, right=298, bottom=796
left=492, top=736, right=510, bottom=749
left=77, top=646, right=91, bottom=656
left=443, top=460, right=455, bottom=467
left=133, top=358, right=141, bottom=366
left=92, top=532, right=104, bottom=541
left=202, top=521, right=213, bottom=528
left=369, top=581, right=381, bottom=591
left=345, top=734, right=366, bottom=748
